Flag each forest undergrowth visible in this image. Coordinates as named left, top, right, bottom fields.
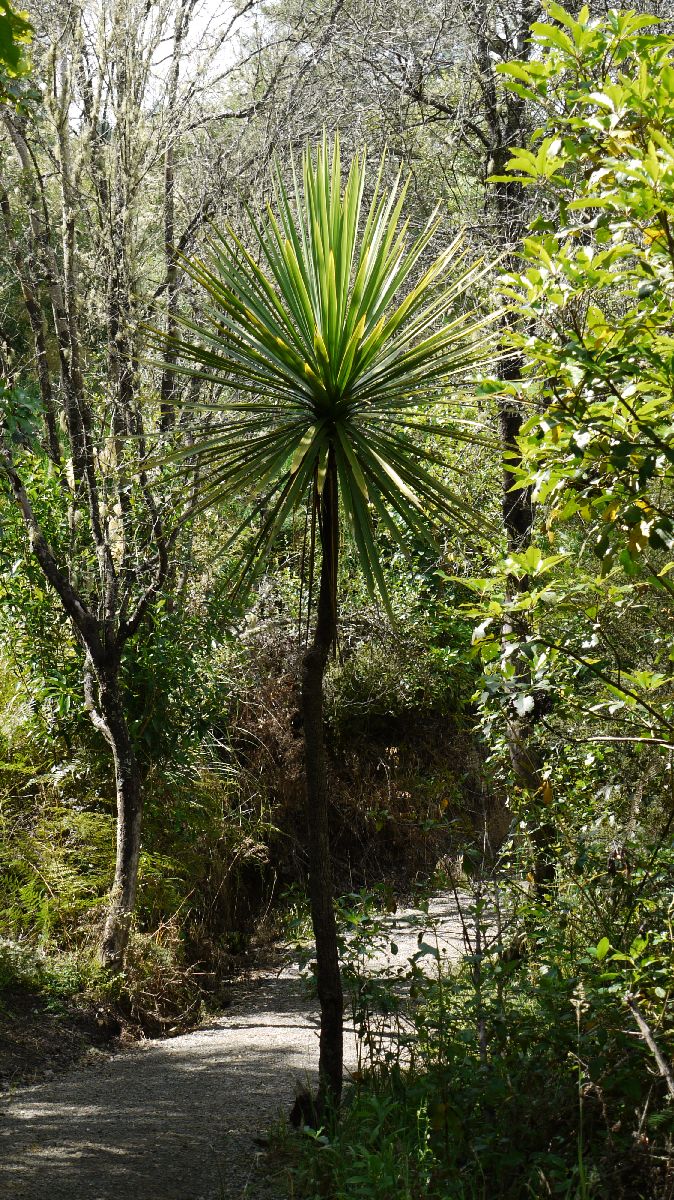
left=282, top=792, right=674, bottom=1200
left=0, top=594, right=484, bottom=1080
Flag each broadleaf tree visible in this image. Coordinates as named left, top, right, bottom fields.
left=0, top=0, right=31, bottom=105
left=475, top=6, right=674, bottom=761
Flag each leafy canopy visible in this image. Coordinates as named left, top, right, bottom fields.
left=472, top=4, right=674, bottom=749
left=0, top=0, right=32, bottom=104
left=494, top=3, right=674, bottom=573
left=158, top=135, right=497, bottom=608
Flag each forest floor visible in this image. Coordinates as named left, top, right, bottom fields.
left=0, top=893, right=468, bottom=1200
left=0, top=989, right=124, bottom=1091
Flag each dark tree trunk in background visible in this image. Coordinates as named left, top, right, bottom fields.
left=475, top=1, right=555, bottom=889
left=498, top=351, right=555, bottom=888
left=476, top=3, right=537, bottom=723
left=300, top=448, right=344, bottom=1113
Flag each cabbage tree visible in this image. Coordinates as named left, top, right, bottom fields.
left=157, top=135, right=497, bottom=1111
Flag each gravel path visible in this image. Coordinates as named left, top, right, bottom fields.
left=0, top=893, right=469, bottom=1200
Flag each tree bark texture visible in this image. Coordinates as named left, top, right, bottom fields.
left=85, top=657, right=143, bottom=969
left=300, top=449, right=344, bottom=1112
left=0, top=3, right=231, bottom=972
left=474, top=3, right=554, bottom=889
left=475, top=4, right=548, bottom=797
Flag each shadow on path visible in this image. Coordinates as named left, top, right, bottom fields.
left=0, top=893, right=470, bottom=1200
left=0, top=975, right=316, bottom=1200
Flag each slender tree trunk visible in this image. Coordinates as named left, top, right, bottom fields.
left=497, top=317, right=543, bottom=794
left=497, top=268, right=555, bottom=892
left=159, top=1, right=188, bottom=431
left=474, top=2, right=554, bottom=887
left=301, top=450, right=343, bottom=1112
left=85, top=656, right=143, bottom=969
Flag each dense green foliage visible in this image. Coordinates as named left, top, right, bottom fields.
left=1, top=0, right=673, bottom=1195
left=0, top=0, right=31, bottom=102
left=280, top=7, right=674, bottom=1198
left=289, top=835, right=671, bottom=1200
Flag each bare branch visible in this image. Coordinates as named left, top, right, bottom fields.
left=626, top=994, right=674, bottom=1100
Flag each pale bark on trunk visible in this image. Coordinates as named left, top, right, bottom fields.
left=85, top=659, right=144, bottom=969
left=0, top=4, right=207, bottom=971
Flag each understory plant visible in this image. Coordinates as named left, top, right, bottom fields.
left=287, top=807, right=674, bottom=1200
left=473, top=5, right=674, bottom=754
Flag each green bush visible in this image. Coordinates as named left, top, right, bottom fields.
left=290, top=804, right=674, bottom=1200
left=326, top=635, right=472, bottom=745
